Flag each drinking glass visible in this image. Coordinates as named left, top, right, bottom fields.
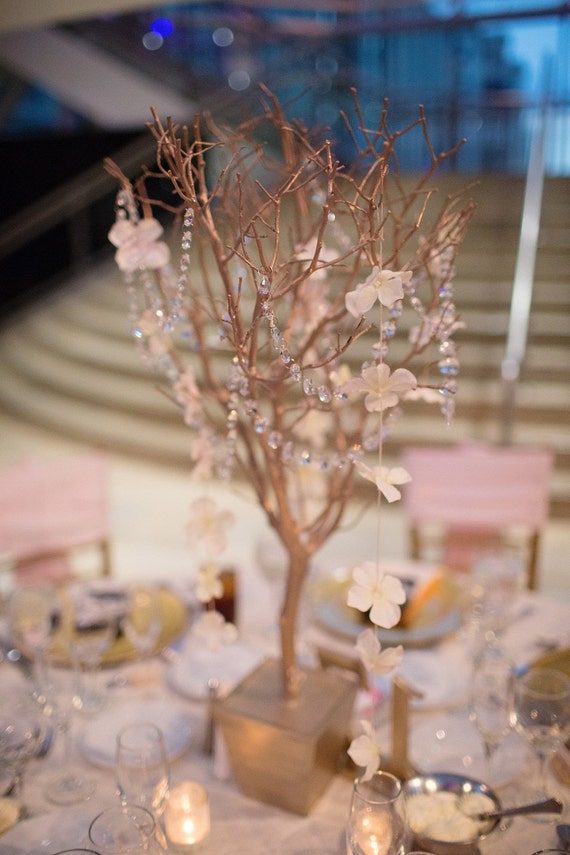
left=8, top=584, right=59, bottom=692
left=53, top=850, right=101, bottom=854
left=255, top=535, right=288, bottom=634
left=514, top=667, right=570, bottom=816
left=88, top=805, right=167, bottom=854
left=461, top=552, right=524, bottom=659
left=40, top=663, right=97, bottom=805
left=0, top=689, right=46, bottom=808
left=115, top=722, right=170, bottom=817
left=121, top=585, right=162, bottom=659
left=346, top=770, right=409, bottom=855
left=469, top=644, right=515, bottom=782
left=64, top=607, right=117, bottom=714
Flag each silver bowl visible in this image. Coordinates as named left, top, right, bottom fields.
left=403, top=772, right=502, bottom=855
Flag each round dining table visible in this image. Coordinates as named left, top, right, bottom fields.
left=0, top=558, right=568, bottom=855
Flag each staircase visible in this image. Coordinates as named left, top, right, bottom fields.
left=0, top=174, right=568, bottom=518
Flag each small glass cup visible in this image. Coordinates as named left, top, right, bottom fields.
left=53, top=850, right=101, bottom=854
left=115, top=722, right=170, bottom=816
left=346, top=770, right=409, bottom=855
left=88, top=804, right=167, bottom=854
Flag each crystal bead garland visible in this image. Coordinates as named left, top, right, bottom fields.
left=404, top=241, right=463, bottom=425
left=113, top=192, right=195, bottom=360
left=219, top=277, right=365, bottom=475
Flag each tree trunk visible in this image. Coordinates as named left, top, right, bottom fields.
left=279, top=542, right=310, bottom=700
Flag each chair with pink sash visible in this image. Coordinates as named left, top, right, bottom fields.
left=0, top=451, right=111, bottom=586
left=400, top=443, right=554, bottom=590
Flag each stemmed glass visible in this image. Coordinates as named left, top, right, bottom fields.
left=64, top=605, right=118, bottom=714
left=8, top=584, right=59, bottom=693
left=120, top=585, right=162, bottom=660
left=39, top=663, right=97, bottom=805
left=346, top=770, right=409, bottom=855
left=0, top=688, right=46, bottom=812
left=514, top=667, right=570, bottom=818
left=115, top=722, right=170, bottom=817
left=255, top=535, right=288, bottom=638
left=469, top=644, right=515, bottom=783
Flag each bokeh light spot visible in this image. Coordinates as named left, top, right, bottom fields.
left=151, top=17, right=174, bottom=38
left=228, top=70, right=251, bottom=91
left=142, top=31, right=163, bottom=51
left=213, top=27, right=234, bottom=47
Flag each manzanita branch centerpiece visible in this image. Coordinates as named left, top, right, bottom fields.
left=106, top=88, right=473, bottom=807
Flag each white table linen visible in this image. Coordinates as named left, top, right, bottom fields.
left=1, top=575, right=568, bottom=855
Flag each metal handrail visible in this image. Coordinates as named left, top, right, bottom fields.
left=500, top=99, right=549, bottom=445
left=0, top=133, right=156, bottom=262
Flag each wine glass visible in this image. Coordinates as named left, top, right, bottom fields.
left=115, top=722, right=170, bottom=817
left=514, top=667, right=570, bottom=818
left=346, top=770, right=409, bottom=855
left=88, top=804, right=167, bottom=854
left=120, top=585, right=162, bottom=659
left=63, top=599, right=118, bottom=714
left=8, top=584, right=59, bottom=693
left=0, top=688, right=46, bottom=810
left=39, top=663, right=97, bottom=805
left=255, top=534, right=288, bottom=635
left=469, top=644, right=515, bottom=783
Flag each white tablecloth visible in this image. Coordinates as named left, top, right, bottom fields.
left=1, top=574, right=569, bottom=855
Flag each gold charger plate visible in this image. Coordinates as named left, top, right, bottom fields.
left=47, top=587, right=187, bottom=667
left=531, top=647, right=570, bottom=677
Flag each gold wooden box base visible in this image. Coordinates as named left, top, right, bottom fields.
left=213, top=658, right=358, bottom=816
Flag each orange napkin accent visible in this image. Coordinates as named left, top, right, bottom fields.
left=0, top=798, right=20, bottom=836
left=400, top=569, right=458, bottom=629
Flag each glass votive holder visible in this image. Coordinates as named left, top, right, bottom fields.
left=165, top=782, right=210, bottom=851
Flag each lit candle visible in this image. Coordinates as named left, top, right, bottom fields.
left=165, top=782, right=210, bottom=851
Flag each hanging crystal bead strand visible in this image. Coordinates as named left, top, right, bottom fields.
left=113, top=187, right=150, bottom=363
left=436, top=269, right=460, bottom=425
left=259, top=276, right=343, bottom=405
left=172, top=208, right=194, bottom=328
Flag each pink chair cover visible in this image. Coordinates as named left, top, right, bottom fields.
left=0, top=451, right=110, bottom=584
left=401, top=443, right=553, bottom=530
left=401, top=443, right=554, bottom=580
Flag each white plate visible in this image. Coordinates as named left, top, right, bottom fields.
left=81, top=699, right=193, bottom=768
left=409, top=711, right=524, bottom=787
left=166, top=641, right=265, bottom=700
left=313, top=561, right=461, bottom=649
left=0, top=808, right=93, bottom=852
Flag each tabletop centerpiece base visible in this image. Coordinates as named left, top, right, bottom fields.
left=213, top=657, right=358, bottom=815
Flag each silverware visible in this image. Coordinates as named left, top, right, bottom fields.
left=203, top=677, right=219, bottom=756
left=472, top=796, right=563, bottom=822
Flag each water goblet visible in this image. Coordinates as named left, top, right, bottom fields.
left=8, top=584, right=59, bottom=692
left=120, top=585, right=162, bottom=660
left=63, top=603, right=117, bottom=714
left=255, top=534, right=288, bottom=634
left=469, top=644, right=515, bottom=783
left=115, top=722, right=170, bottom=817
left=514, top=667, right=570, bottom=819
left=88, top=804, right=167, bottom=854
left=0, top=688, right=46, bottom=811
left=346, top=770, right=409, bottom=855
left=40, top=663, right=97, bottom=805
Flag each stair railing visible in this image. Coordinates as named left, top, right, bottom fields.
left=500, top=85, right=550, bottom=446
